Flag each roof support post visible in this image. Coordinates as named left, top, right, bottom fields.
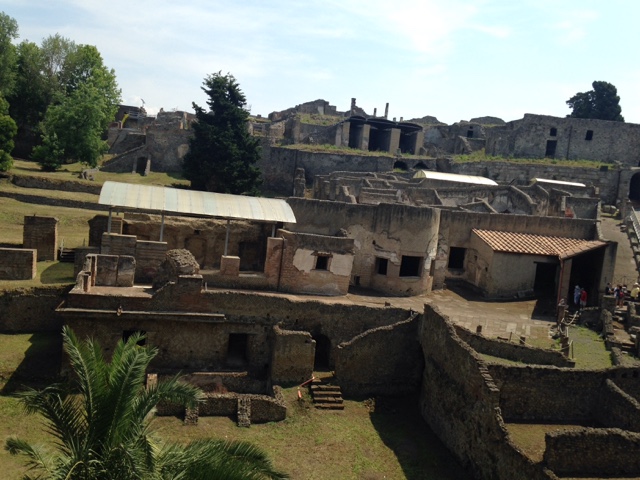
left=224, top=219, right=230, bottom=256
left=271, top=224, right=276, bottom=237
left=160, top=213, right=165, bottom=242
left=107, top=207, right=113, bottom=233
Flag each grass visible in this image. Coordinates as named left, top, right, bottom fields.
left=10, top=159, right=190, bottom=188
left=454, top=150, right=611, bottom=169
left=297, top=113, right=342, bottom=126
left=505, top=423, right=588, bottom=463
left=0, top=333, right=469, bottom=480
left=567, top=325, right=613, bottom=369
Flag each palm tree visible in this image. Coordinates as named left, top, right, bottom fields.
left=5, top=326, right=288, bottom=480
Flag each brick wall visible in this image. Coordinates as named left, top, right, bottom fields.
left=23, top=216, right=58, bottom=261
left=0, top=248, right=37, bottom=280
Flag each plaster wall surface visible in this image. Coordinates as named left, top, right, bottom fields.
left=0, top=248, right=37, bottom=280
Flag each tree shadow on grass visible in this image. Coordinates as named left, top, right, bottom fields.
left=368, top=395, right=471, bottom=480
left=40, top=262, right=75, bottom=284
left=1, top=332, right=62, bottom=394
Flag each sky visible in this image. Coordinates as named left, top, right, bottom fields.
left=2, top=0, right=639, bottom=124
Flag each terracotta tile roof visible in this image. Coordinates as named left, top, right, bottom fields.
left=472, top=229, right=606, bottom=259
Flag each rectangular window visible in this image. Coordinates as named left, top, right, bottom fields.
left=585, top=130, right=594, bottom=141
left=315, top=255, right=330, bottom=270
left=550, top=127, right=557, bottom=136
left=448, top=247, right=466, bottom=269
left=399, top=256, right=422, bottom=277
left=376, top=257, right=388, bottom=275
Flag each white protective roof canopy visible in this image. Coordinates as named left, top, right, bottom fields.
left=412, top=170, right=498, bottom=186
left=531, top=178, right=586, bottom=188
left=98, top=181, right=296, bottom=224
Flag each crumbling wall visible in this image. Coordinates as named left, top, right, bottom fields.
left=596, top=379, right=640, bottom=432
left=0, top=248, right=37, bottom=280
left=286, top=198, right=440, bottom=296
left=276, top=229, right=354, bottom=296
left=336, top=312, right=422, bottom=396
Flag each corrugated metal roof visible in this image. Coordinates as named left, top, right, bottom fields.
left=472, top=229, right=606, bottom=259
left=532, top=178, right=586, bottom=188
left=413, top=170, right=498, bottom=186
left=98, top=181, right=296, bottom=223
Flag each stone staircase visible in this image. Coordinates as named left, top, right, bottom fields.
left=58, top=247, right=75, bottom=263
left=310, top=376, right=344, bottom=410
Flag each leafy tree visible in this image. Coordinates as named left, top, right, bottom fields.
left=183, top=72, right=262, bottom=194
left=6, top=326, right=289, bottom=480
left=34, top=82, right=110, bottom=169
left=0, top=95, right=17, bottom=171
left=0, top=12, right=18, bottom=97
left=566, top=81, right=624, bottom=122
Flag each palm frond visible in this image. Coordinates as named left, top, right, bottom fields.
left=5, top=437, right=53, bottom=475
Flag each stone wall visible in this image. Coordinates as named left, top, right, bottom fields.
left=454, top=325, right=575, bottom=367
left=420, top=304, right=555, bottom=480
left=270, top=325, right=315, bottom=385
left=485, top=114, right=640, bottom=167
left=0, top=286, right=66, bottom=332
left=336, top=312, right=423, bottom=396
left=11, top=174, right=102, bottom=195
left=23, top=216, right=58, bottom=261
left=544, top=428, right=640, bottom=477
left=0, top=248, right=37, bottom=280
left=596, top=379, right=640, bottom=432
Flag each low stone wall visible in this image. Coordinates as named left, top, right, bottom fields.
left=0, top=286, right=67, bottom=332
left=11, top=173, right=103, bottom=195
left=336, top=312, right=422, bottom=397
left=596, top=379, right=640, bottom=432
left=420, top=305, right=556, bottom=480
left=271, top=325, right=314, bottom=385
left=454, top=325, right=575, bottom=367
left=487, top=365, right=601, bottom=423
left=544, top=428, right=640, bottom=477
left=0, top=248, right=37, bottom=280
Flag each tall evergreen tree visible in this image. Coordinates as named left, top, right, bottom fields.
left=183, top=72, right=262, bottom=195
left=6, top=326, right=288, bottom=480
left=566, top=81, right=624, bottom=122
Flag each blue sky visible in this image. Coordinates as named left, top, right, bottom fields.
left=2, top=0, right=638, bottom=124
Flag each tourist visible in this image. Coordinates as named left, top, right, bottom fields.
left=631, top=284, right=640, bottom=302
left=605, top=282, right=613, bottom=295
left=580, top=288, right=587, bottom=310
left=574, top=285, right=581, bottom=308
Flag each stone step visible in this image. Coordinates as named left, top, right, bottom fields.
left=315, top=403, right=345, bottom=410
left=311, top=385, right=341, bottom=392
left=313, top=395, right=343, bottom=403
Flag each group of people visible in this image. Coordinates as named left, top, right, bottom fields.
left=573, top=285, right=588, bottom=310
left=605, top=282, right=640, bottom=307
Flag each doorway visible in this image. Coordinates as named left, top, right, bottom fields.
left=226, top=333, right=248, bottom=368
left=312, top=334, right=331, bottom=371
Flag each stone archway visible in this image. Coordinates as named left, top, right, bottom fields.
left=630, top=172, right=640, bottom=201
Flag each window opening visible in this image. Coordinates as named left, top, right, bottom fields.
left=448, top=247, right=466, bottom=269
left=466, top=129, right=474, bottom=138
left=585, top=130, right=594, bottom=141
left=399, top=256, right=422, bottom=277
left=315, top=255, right=329, bottom=270
left=376, top=257, right=388, bottom=275
left=550, top=128, right=557, bottom=136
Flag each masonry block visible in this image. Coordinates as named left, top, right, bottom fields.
left=23, top=216, right=58, bottom=261
left=220, top=255, right=240, bottom=277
